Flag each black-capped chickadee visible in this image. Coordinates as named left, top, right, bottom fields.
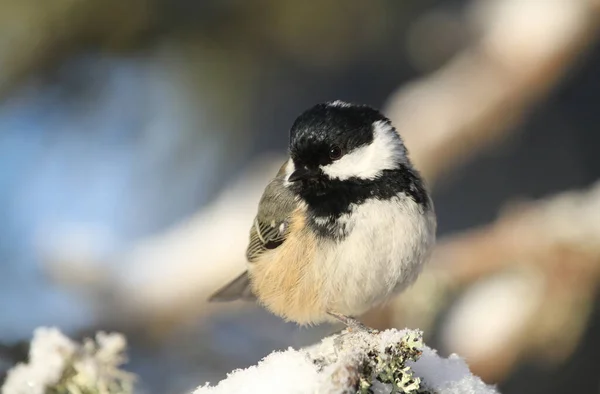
left=209, top=101, right=436, bottom=329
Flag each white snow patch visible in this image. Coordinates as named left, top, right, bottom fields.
left=2, top=327, right=76, bottom=394
left=194, top=328, right=498, bottom=394
left=195, top=349, right=321, bottom=394
left=2, top=327, right=133, bottom=394
left=410, top=347, right=498, bottom=394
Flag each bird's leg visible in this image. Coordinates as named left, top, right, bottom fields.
left=327, top=312, right=378, bottom=334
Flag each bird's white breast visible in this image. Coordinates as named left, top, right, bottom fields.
left=314, top=194, right=436, bottom=317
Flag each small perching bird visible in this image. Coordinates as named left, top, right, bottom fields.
left=209, top=101, right=436, bottom=329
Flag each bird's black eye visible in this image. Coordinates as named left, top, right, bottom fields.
left=329, top=145, right=342, bottom=160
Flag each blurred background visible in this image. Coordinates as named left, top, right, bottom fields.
left=1, top=0, right=599, bottom=393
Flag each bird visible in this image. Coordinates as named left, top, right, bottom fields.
left=209, top=100, right=436, bottom=330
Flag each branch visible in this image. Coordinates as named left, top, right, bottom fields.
left=193, top=328, right=497, bottom=394
left=385, top=0, right=600, bottom=184
left=1, top=327, right=497, bottom=394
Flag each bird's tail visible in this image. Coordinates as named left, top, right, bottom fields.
left=208, top=271, right=256, bottom=302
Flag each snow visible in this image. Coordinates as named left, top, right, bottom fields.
left=410, top=348, right=497, bottom=394
left=1, top=327, right=133, bottom=394
left=1, top=327, right=76, bottom=394
left=195, top=349, right=321, bottom=394
left=2, top=326, right=498, bottom=394
left=194, top=328, right=499, bottom=394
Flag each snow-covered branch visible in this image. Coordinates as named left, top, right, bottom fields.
left=1, top=328, right=134, bottom=394
left=2, top=328, right=496, bottom=394
left=195, top=328, right=497, bottom=394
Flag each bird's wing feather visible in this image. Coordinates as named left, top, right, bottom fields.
left=246, top=217, right=288, bottom=262
left=208, top=160, right=296, bottom=302
left=246, top=160, right=296, bottom=262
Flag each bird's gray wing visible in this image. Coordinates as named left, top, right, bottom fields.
left=209, top=160, right=297, bottom=302
left=246, top=161, right=297, bottom=262
left=246, top=213, right=290, bottom=263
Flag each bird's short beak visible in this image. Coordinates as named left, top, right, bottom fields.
left=288, top=166, right=318, bottom=182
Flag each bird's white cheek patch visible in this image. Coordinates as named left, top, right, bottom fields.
left=320, top=147, right=376, bottom=180
left=320, top=121, right=406, bottom=181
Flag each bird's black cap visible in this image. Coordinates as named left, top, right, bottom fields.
left=289, top=102, right=389, bottom=168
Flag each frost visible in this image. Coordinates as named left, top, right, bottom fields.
left=194, top=328, right=499, bottom=394
left=2, top=327, right=135, bottom=394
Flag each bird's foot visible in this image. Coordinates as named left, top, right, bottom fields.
left=327, top=312, right=379, bottom=334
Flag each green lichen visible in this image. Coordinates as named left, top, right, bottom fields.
left=356, top=332, right=433, bottom=394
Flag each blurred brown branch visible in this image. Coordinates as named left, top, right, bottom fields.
left=386, top=0, right=600, bottom=185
